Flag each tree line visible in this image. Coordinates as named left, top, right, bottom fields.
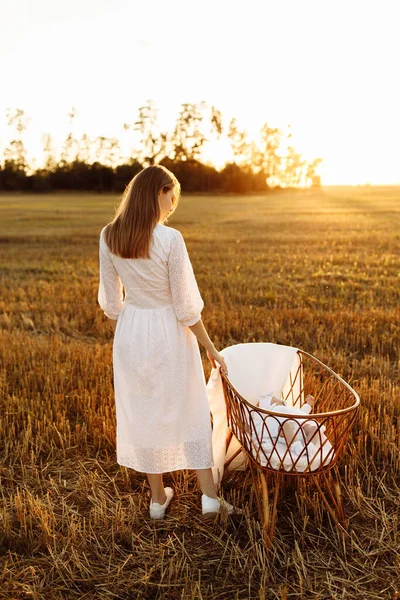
left=0, top=101, right=322, bottom=193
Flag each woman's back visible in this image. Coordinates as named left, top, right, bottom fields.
left=98, top=222, right=204, bottom=326
left=99, top=222, right=174, bottom=310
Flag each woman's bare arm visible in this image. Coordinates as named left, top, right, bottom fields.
left=189, top=318, right=228, bottom=374
left=188, top=318, right=216, bottom=353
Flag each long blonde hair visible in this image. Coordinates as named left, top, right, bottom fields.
left=103, top=165, right=181, bottom=259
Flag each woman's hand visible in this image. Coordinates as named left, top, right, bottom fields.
left=207, top=347, right=228, bottom=376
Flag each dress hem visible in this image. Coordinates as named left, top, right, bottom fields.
left=116, top=436, right=215, bottom=474
left=116, top=459, right=215, bottom=474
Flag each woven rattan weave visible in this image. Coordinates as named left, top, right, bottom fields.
left=220, top=349, right=360, bottom=543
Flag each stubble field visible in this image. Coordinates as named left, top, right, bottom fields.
left=0, top=186, right=399, bottom=599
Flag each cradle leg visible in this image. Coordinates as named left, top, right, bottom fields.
left=260, top=471, right=279, bottom=548
left=259, top=471, right=270, bottom=527
left=314, top=471, right=348, bottom=536
left=269, top=473, right=281, bottom=541
left=325, top=468, right=346, bottom=528
left=248, top=459, right=263, bottom=520
left=259, top=472, right=281, bottom=544
left=259, top=470, right=273, bottom=547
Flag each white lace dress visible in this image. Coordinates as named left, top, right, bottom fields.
left=98, top=223, right=214, bottom=474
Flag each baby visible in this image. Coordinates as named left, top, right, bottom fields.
left=248, top=391, right=333, bottom=471
left=268, top=393, right=318, bottom=446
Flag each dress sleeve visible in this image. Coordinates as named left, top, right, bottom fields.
left=168, top=229, right=204, bottom=326
left=97, top=230, right=124, bottom=320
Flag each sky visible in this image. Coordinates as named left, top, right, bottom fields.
left=0, top=0, right=399, bottom=185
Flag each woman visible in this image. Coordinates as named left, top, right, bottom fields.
left=98, top=165, right=243, bottom=519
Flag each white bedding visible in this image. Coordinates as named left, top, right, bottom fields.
left=248, top=394, right=335, bottom=472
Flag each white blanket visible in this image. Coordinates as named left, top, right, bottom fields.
left=206, top=343, right=301, bottom=488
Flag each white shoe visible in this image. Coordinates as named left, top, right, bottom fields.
left=149, top=487, right=174, bottom=520
left=201, top=493, right=244, bottom=517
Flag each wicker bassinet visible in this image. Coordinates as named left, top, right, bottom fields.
left=220, top=348, right=360, bottom=542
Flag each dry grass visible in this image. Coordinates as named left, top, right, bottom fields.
left=0, top=186, right=399, bottom=599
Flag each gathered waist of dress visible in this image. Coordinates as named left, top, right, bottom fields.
left=123, top=297, right=174, bottom=312
left=123, top=288, right=173, bottom=311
